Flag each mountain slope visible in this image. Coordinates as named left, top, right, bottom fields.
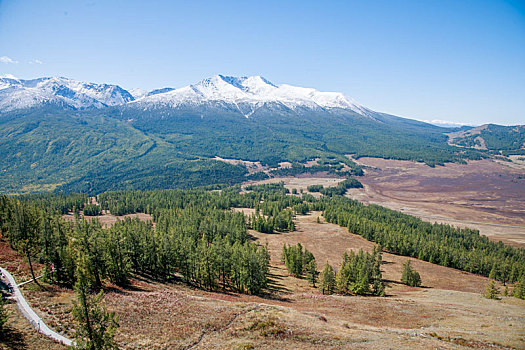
left=0, top=108, right=247, bottom=194
left=117, top=77, right=478, bottom=167
left=0, top=74, right=491, bottom=194
left=448, top=124, right=525, bottom=155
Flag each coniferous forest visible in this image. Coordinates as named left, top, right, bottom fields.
left=1, top=182, right=524, bottom=298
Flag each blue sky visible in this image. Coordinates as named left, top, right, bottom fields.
left=0, top=0, right=524, bottom=125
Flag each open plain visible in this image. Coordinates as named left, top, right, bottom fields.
left=345, top=158, right=525, bottom=247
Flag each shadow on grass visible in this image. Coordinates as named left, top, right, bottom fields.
left=262, top=271, right=293, bottom=302
left=103, top=282, right=148, bottom=295
left=0, top=326, right=28, bottom=350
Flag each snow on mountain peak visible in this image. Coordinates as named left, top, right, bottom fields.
left=131, top=75, right=372, bottom=117
left=0, top=76, right=134, bottom=112
left=0, top=74, right=374, bottom=118
left=0, top=74, right=20, bottom=81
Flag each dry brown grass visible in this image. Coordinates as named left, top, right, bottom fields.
left=2, top=206, right=524, bottom=349
left=244, top=176, right=345, bottom=194
left=0, top=302, right=64, bottom=350
left=346, top=157, right=525, bottom=247
left=62, top=212, right=152, bottom=228
left=250, top=212, right=491, bottom=294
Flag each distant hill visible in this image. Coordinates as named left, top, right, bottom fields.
left=0, top=75, right=493, bottom=194
left=448, top=124, right=525, bottom=155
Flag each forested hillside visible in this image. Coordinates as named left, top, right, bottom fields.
left=0, top=104, right=487, bottom=194
left=2, top=183, right=523, bottom=298
left=449, top=124, right=525, bottom=155
left=0, top=108, right=249, bottom=194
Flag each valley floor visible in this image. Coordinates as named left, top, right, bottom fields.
left=345, top=157, right=525, bottom=248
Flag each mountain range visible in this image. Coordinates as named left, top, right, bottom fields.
left=1, top=74, right=521, bottom=194
left=0, top=74, right=375, bottom=117
left=0, top=76, right=133, bottom=111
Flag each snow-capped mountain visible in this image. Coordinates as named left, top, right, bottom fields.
left=128, top=88, right=148, bottom=100
left=0, top=74, right=377, bottom=118
left=130, top=75, right=374, bottom=118
left=0, top=76, right=134, bottom=112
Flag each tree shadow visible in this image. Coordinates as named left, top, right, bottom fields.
left=103, top=282, right=147, bottom=295
left=382, top=278, right=430, bottom=293
left=262, top=272, right=292, bottom=301
left=0, top=326, right=28, bottom=350
left=245, top=232, right=258, bottom=242
left=380, top=260, right=395, bottom=265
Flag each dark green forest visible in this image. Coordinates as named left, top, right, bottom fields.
left=452, top=124, right=525, bottom=155
left=0, top=105, right=490, bottom=195
left=1, top=182, right=524, bottom=298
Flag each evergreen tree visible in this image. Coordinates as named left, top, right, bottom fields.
left=75, top=220, right=107, bottom=289
left=105, top=225, right=131, bottom=285
left=306, top=260, right=318, bottom=287
left=281, top=244, right=288, bottom=263
left=483, top=280, right=500, bottom=300
left=371, top=246, right=385, bottom=296
left=512, top=275, right=525, bottom=299
left=72, top=262, right=119, bottom=349
left=333, top=249, right=384, bottom=296
left=10, top=201, right=41, bottom=286
left=401, top=260, right=421, bottom=287
left=320, top=262, right=336, bottom=295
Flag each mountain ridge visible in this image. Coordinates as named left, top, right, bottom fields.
left=0, top=74, right=375, bottom=118
left=0, top=76, right=134, bottom=111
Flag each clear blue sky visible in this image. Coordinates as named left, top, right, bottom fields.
left=1, top=0, right=524, bottom=125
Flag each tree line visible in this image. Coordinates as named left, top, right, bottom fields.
left=281, top=243, right=318, bottom=286
left=0, top=195, right=270, bottom=295
left=3, top=182, right=524, bottom=295
left=321, top=197, right=525, bottom=284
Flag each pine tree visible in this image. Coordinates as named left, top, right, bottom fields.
left=105, top=225, right=130, bottom=285
left=489, top=263, right=498, bottom=280
left=306, top=260, right=318, bottom=287
left=502, top=285, right=508, bottom=297
left=512, top=275, right=525, bottom=299
left=281, top=244, right=288, bottom=263
left=75, top=220, right=107, bottom=289
left=72, top=261, right=120, bottom=349
left=372, top=245, right=385, bottom=296
left=10, top=201, right=41, bottom=286
left=401, top=260, right=421, bottom=287
left=483, top=280, right=500, bottom=300
left=335, top=261, right=352, bottom=294
left=320, top=262, right=336, bottom=295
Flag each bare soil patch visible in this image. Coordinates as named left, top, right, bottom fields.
left=244, top=176, right=345, bottom=193
left=213, top=156, right=269, bottom=174
left=346, top=157, right=525, bottom=247
left=62, top=212, right=152, bottom=228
